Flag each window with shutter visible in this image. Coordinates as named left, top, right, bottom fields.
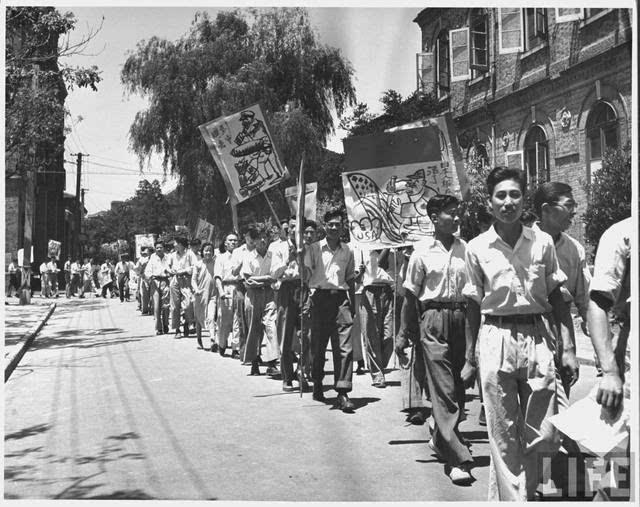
left=524, top=126, right=549, bottom=185
left=450, top=28, right=470, bottom=82
left=499, top=8, right=523, bottom=54
left=505, top=150, right=524, bottom=171
left=555, top=8, right=583, bottom=23
left=435, top=31, right=450, bottom=98
left=416, top=52, right=435, bottom=94
left=524, top=8, right=548, bottom=50
left=470, top=9, right=489, bottom=76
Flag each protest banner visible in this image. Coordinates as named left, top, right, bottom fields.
left=174, top=225, right=190, bottom=235
left=47, top=240, right=61, bottom=260
left=198, top=103, right=289, bottom=204
left=194, top=218, right=215, bottom=243
left=342, top=113, right=469, bottom=250
left=285, top=182, right=317, bottom=221
left=135, top=234, right=156, bottom=259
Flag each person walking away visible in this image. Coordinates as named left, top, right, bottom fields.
left=63, top=256, right=72, bottom=298
left=462, top=167, right=577, bottom=501
left=353, top=246, right=394, bottom=388
left=192, top=242, right=216, bottom=350
left=401, top=194, right=474, bottom=485
left=46, top=257, right=60, bottom=297
left=147, top=240, right=172, bottom=335
left=241, top=226, right=279, bottom=377
left=135, top=248, right=152, bottom=314
left=168, top=237, right=196, bottom=338
left=6, top=258, right=20, bottom=299
left=70, top=258, right=82, bottom=296
left=214, top=233, right=243, bottom=356
left=39, top=260, right=51, bottom=298
left=304, top=209, right=357, bottom=413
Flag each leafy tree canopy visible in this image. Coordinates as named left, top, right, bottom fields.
left=6, top=7, right=102, bottom=179
left=120, top=8, right=356, bottom=232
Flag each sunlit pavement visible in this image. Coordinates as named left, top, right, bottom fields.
left=4, top=295, right=598, bottom=500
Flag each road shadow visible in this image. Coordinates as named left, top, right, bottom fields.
left=388, top=439, right=430, bottom=445
left=321, top=395, right=381, bottom=412
left=5, top=423, right=51, bottom=441
left=461, top=430, right=489, bottom=444
left=30, top=330, right=143, bottom=351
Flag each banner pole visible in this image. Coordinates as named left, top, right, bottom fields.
left=231, top=201, right=239, bottom=234
left=263, top=192, right=282, bottom=228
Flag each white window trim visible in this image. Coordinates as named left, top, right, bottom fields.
left=505, top=150, right=524, bottom=170
left=498, top=8, right=524, bottom=54
left=555, top=8, right=583, bottom=23
left=450, top=27, right=470, bottom=82
left=416, top=52, right=434, bottom=93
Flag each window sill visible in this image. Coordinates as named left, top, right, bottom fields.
left=469, top=72, right=490, bottom=86
left=580, top=10, right=612, bottom=28
left=521, top=41, right=548, bottom=60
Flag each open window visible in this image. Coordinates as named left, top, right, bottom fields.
left=524, top=125, right=549, bottom=186
left=450, top=28, right=470, bottom=82
left=416, top=52, right=435, bottom=94
left=470, top=8, right=489, bottom=77
left=435, top=30, right=450, bottom=98
left=555, top=8, right=583, bottom=23
left=498, top=8, right=523, bottom=54
left=524, top=8, right=548, bottom=50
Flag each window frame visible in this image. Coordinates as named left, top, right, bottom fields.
left=498, top=7, right=524, bottom=54
left=470, top=9, right=489, bottom=76
left=435, top=30, right=450, bottom=99
left=555, top=8, right=583, bottom=23
left=524, top=125, right=550, bottom=186
left=586, top=101, right=619, bottom=164
left=524, top=8, right=548, bottom=52
left=449, top=27, right=471, bottom=82
left=416, top=52, right=435, bottom=94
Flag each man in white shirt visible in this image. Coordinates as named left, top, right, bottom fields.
left=241, top=226, right=279, bottom=376
left=70, top=258, right=82, bottom=297
left=147, top=240, right=172, bottom=335
left=46, top=257, right=60, bottom=298
left=169, top=237, right=196, bottom=338
left=115, top=253, right=134, bottom=302
left=214, top=232, right=242, bottom=356
left=135, top=248, right=152, bottom=314
left=63, top=256, right=72, bottom=298
left=39, top=260, right=51, bottom=298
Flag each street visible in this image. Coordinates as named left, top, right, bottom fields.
left=5, top=296, right=598, bottom=501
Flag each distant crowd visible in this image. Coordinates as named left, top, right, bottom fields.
left=5, top=167, right=630, bottom=501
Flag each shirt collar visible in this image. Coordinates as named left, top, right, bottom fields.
left=486, top=223, right=533, bottom=245
left=320, top=238, right=343, bottom=252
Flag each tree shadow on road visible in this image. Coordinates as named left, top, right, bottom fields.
left=29, top=329, right=143, bottom=351
left=5, top=423, right=51, bottom=441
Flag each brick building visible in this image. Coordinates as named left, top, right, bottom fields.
left=414, top=8, right=632, bottom=242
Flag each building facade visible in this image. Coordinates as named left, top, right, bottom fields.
left=414, top=8, right=632, bottom=242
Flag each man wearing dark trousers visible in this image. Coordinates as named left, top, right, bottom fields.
left=304, top=209, right=356, bottom=413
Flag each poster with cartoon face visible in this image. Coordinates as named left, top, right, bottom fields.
left=342, top=114, right=468, bottom=250
left=199, top=103, right=289, bottom=203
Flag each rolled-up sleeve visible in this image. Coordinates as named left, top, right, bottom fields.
left=590, top=234, right=626, bottom=304
left=402, top=252, right=425, bottom=297
left=543, top=240, right=567, bottom=294
left=462, top=245, right=484, bottom=304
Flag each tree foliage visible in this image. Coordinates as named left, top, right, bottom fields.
left=120, top=8, right=356, bottom=232
left=583, top=147, right=632, bottom=257
left=5, top=7, right=102, bottom=179
left=83, top=179, right=180, bottom=259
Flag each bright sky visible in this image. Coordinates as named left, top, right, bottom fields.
left=57, top=6, right=421, bottom=214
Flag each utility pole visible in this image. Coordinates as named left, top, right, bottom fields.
left=81, top=188, right=87, bottom=259
left=71, top=153, right=88, bottom=259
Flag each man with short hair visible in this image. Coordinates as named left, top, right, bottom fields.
left=115, top=253, right=134, bottom=302
left=230, top=227, right=257, bottom=355
left=39, top=259, right=51, bottom=298
left=169, top=237, right=196, bottom=338
left=135, top=248, right=152, bottom=314
left=214, top=232, right=243, bottom=356
left=147, top=241, right=172, bottom=335
left=304, top=209, right=356, bottom=413
left=402, top=194, right=474, bottom=484
left=70, top=258, right=82, bottom=296
left=6, top=258, right=20, bottom=298
left=46, top=256, right=60, bottom=298
left=63, top=256, right=72, bottom=298
left=241, top=226, right=279, bottom=376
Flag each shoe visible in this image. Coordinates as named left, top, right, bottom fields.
left=164, top=327, right=170, bottom=334
left=335, top=393, right=355, bottom=413
left=266, top=365, right=281, bottom=378
left=196, top=338, right=204, bottom=350
left=249, top=362, right=260, bottom=376
left=218, top=346, right=226, bottom=356
left=372, top=373, right=386, bottom=388
left=231, top=350, right=239, bottom=359
left=156, top=330, right=163, bottom=335
left=210, top=343, right=218, bottom=353
left=174, top=331, right=182, bottom=339
left=183, top=325, right=190, bottom=337
left=312, top=384, right=325, bottom=402
left=282, top=380, right=295, bottom=392
left=355, top=360, right=366, bottom=375
left=447, top=463, right=473, bottom=485
left=407, top=410, right=426, bottom=425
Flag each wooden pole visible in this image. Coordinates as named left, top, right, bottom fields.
left=263, top=191, right=282, bottom=228
left=231, top=201, right=239, bottom=234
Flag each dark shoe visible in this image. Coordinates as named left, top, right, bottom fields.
left=249, top=362, right=260, bottom=376
left=218, top=346, right=226, bottom=356
left=406, top=410, right=426, bottom=425
left=174, top=331, right=182, bottom=339
left=312, top=384, right=325, bottom=402
left=355, top=360, right=366, bottom=375
left=266, top=365, right=281, bottom=378
left=196, top=337, right=204, bottom=350
left=335, top=393, right=355, bottom=413
left=231, top=350, right=239, bottom=359
left=164, top=326, right=170, bottom=334
left=372, top=373, right=386, bottom=388
left=156, top=330, right=163, bottom=335
left=447, top=462, right=474, bottom=485
left=282, top=380, right=295, bottom=392
left=478, top=406, right=486, bottom=426
left=210, top=342, right=218, bottom=353
left=183, top=325, right=190, bottom=337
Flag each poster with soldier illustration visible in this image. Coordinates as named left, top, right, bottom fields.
left=199, top=104, right=289, bottom=204
left=342, top=114, right=469, bottom=250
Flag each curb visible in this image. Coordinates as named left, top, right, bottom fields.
left=5, top=303, right=57, bottom=382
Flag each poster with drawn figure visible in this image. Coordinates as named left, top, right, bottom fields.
left=284, top=182, right=317, bottom=221
left=343, top=162, right=458, bottom=249
left=194, top=218, right=215, bottom=243
left=343, top=115, right=468, bottom=250
left=135, top=234, right=156, bottom=259
left=199, top=104, right=288, bottom=203
left=47, top=240, right=61, bottom=260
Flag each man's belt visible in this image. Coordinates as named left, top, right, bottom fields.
left=484, top=313, right=543, bottom=326
left=315, top=288, right=347, bottom=295
left=246, top=285, right=272, bottom=291
left=421, top=300, right=466, bottom=312
left=222, top=279, right=243, bottom=285
left=363, top=284, right=392, bottom=292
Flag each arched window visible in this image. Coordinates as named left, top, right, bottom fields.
left=468, top=142, right=489, bottom=168
left=586, top=101, right=618, bottom=164
left=470, top=9, right=489, bottom=78
left=524, top=125, right=549, bottom=185
left=435, top=31, right=450, bottom=99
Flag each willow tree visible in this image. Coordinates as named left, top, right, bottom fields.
left=121, top=8, right=356, bottom=231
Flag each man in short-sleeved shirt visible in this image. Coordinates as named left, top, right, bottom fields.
left=304, top=209, right=356, bottom=412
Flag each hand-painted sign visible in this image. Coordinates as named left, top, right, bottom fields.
left=47, top=239, right=61, bottom=260
left=342, top=114, right=468, bottom=250
left=285, top=182, right=317, bottom=221
left=135, top=234, right=156, bottom=259
left=199, top=104, right=289, bottom=203
left=194, top=218, right=215, bottom=243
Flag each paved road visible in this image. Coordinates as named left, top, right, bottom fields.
left=4, top=296, right=598, bottom=500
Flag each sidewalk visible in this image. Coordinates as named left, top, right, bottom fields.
left=4, top=296, right=58, bottom=370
